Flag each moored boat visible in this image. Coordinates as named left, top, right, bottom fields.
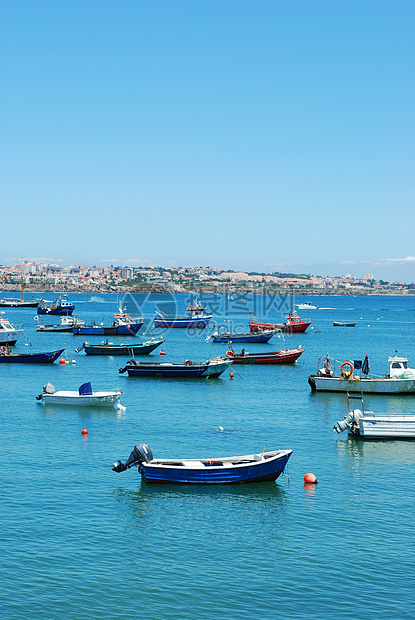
left=225, top=345, right=304, bottom=364
left=112, top=443, right=293, bottom=484
left=333, top=321, right=356, bottom=327
left=37, top=381, right=122, bottom=407
left=249, top=311, right=311, bottom=334
left=80, top=337, right=164, bottom=356
left=334, top=395, right=415, bottom=438
left=119, top=357, right=230, bottom=378
left=0, top=347, right=65, bottom=363
left=73, top=306, right=143, bottom=336
left=154, top=300, right=212, bottom=328
left=0, top=312, right=23, bottom=346
left=308, top=354, right=415, bottom=394
left=210, top=330, right=276, bottom=343
left=0, top=276, right=39, bottom=307
left=37, top=295, right=75, bottom=316
left=36, top=316, right=86, bottom=332
left=296, top=302, right=318, bottom=310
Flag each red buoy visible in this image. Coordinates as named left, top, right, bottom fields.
left=304, top=472, right=317, bottom=484
left=230, top=371, right=234, bottom=378
left=160, top=350, right=166, bottom=355
left=81, top=428, right=88, bottom=435
left=59, top=358, right=66, bottom=364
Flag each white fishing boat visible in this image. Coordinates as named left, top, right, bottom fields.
left=334, top=395, right=415, bottom=438
left=309, top=355, right=415, bottom=394
left=37, top=382, right=122, bottom=407
left=0, top=312, right=23, bottom=346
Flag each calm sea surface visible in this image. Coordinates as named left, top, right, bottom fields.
left=2, top=293, right=415, bottom=619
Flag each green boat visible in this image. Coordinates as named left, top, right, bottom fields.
left=80, top=338, right=164, bottom=356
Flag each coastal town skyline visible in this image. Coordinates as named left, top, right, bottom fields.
left=1, top=259, right=415, bottom=294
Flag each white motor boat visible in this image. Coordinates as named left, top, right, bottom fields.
left=296, top=302, right=318, bottom=310
left=0, top=312, right=23, bottom=346
left=309, top=355, right=415, bottom=394
left=334, top=395, right=415, bottom=438
left=37, top=382, right=122, bottom=407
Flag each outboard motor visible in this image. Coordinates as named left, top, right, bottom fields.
left=36, top=382, right=55, bottom=400
left=112, top=443, right=154, bottom=473
left=333, top=409, right=363, bottom=434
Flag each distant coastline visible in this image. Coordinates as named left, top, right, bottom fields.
left=1, top=282, right=414, bottom=297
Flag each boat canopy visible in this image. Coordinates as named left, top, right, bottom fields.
left=79, top=382, right=93, bottom=395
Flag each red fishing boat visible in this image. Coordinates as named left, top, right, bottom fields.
left=249, top=311, right=311, bottom=334
left=225, top=345, right=304, bottom=364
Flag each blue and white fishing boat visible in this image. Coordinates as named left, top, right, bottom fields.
left=154, top=300, right=212, bottom=328
left=112, top=443, right=293, bottom=484
left=73, top=306, right=143, bottom=336
left=37, top=295, right=75, bottom=316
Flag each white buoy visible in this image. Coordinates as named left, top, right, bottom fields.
left=72, top=360, right=76, bottom=364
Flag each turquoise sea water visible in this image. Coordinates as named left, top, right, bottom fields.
left=2, top=293, right=415, bottom=619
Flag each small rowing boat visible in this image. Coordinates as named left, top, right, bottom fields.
left=119, top=357, right=230, bottom=378
left=225, top=345, right=304, bottom=364
left=112, top=443, right=293, bottom=484
left=80, top=338, right=164, bottom=356
left=333, top=321, right=356, bottom=327
left=211, top=330, right=276, bottom=343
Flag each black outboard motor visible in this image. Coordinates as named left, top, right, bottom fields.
left=112, top=443, right=154, bottom=473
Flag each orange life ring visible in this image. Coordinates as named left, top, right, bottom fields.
left=340, top=361, right=353, bottom=376
left=226, top=350, right=234, bottom=358
left=0, top=346, right=6, bottom=355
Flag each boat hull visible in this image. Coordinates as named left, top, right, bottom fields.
left=228, top=348, right=304, bottom=364
left=0, top=348, right=65, bottom=363
left=73, top=323, right=143, bottom=335
left=0, top=329, right=23, bottom=346
left=84, top=339, right=163, bottom=355
left=0, top=300, right=39, bottom=307
left=139, top=450, right=292, bottom=484
left=249, top=320, right=311, bottom=334
left=350, top=416, right=415, bottom=438
left=41, top=391, right=121, bottom=406
left=212, top=332, right=275, bottom=343
left=154, top=316, right=212, bottom=328
left=309, top=375, right=415, bottom=394
left=121, top=360, right=229, bottom=378
left=37, top=305, right=74, bottom=316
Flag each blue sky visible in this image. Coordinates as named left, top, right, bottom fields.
left=1, top=1, right=414, bottom=281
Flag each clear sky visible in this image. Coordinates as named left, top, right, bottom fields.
left=1, top=1, right=414, bottom=281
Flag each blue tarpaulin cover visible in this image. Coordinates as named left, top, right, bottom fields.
left=354, top=360, right=362, bottom=370
left=79, top=382, right=93, bottom=395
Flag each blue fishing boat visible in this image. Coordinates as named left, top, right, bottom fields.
left=73, top=306, right=143, bottom=336
left=0, top=347, right=65, bottom=363
left=154, top=300, right=212, bottom=328
left=119, top=357, right=230, bottom=378
left=112, top=443, right=293, bottom=484
left=210, top=330, right=277, bottom=343
left=37, top=295, right=75, bottom=316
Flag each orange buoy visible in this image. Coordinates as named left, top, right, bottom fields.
left=230, top=371, right=234, bottom=378
left=81, top=428, right=88, bottom=435
left=160, top=350, right=166, bottom=355
left=59, top=358, right=66, bottom=364
left=304, top=472, right=317, bottom=484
